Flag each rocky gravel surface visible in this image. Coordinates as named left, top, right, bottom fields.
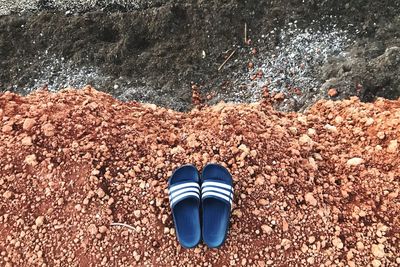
left=1, top=0, right=399, bottom=111
left=0, top=87, right=399, bottom=266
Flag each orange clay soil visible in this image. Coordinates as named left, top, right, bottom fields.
left=0, top=86, right=399, bottom=267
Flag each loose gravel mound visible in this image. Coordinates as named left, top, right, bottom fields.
left=0, top=87, right=399, bottom=266
left=1, top=0, right=399, bottom=111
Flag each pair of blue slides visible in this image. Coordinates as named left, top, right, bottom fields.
left=168, top=163, right=233, bottom=248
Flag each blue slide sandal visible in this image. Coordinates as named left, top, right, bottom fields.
left=201, top=163, right=234, bottom=248
left=168, top=164, right=201, bottom=248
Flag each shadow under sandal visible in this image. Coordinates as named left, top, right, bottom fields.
left=201, top=163, right=234, bottom=248
left=168, top=165, right=201, bottom=248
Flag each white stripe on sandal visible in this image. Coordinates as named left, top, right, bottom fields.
left=201, top=181, right=233, bottom=192
left=169, top=187, right=200, bottom=200
left=202, top=187, right=233, bottom=199
left=169, top=182, right=200, bottom=193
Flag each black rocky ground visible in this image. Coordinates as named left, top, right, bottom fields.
left=0, top=0, right=399, bottom=111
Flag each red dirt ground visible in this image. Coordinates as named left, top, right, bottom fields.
left=0, top=86, right=399, bottom=266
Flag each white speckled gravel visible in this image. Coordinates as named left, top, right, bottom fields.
left=0, top=0, right=143, bottom=15
left=218, top=22, right=354, bottom=106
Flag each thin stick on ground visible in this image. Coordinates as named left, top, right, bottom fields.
left=110, top=222, right=135, bottom=230
left=244, top=23, right=247, bottom=44
left=218, top=49, right=237, bottom=71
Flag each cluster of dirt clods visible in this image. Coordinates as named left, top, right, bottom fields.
left=0, top=87, right=399, bottom=266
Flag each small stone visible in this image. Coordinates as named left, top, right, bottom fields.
left=288, top=127, right=298, bottom=134
left=305, top=192, right=317, bottom=206
left=334, top=116, right=344, bottom=124
left=371, top=259, right=381, bottom=267
left=328, top=88, right=338, bottom=97
left=35, top=216, right=45, bottom=227
left=282, top=219, right=289, bottom=232
left=261, top=225, right=273, bottom=234
left=332, top=237, right=343, bottom=249
left=308, top=236, right=316, bottom=244
left=281, top=238, right=292, bottom=250
left=377, top=132, right=385, bottom=140
left=3, top=191, right=12, bottom=199
left=356, top=241, right=364, bottom=250
left=99, top=226, right=108, bottom=234
left=99, top=144, right=108, bottom=152
left=371, top=244, right=385, bottom=258
left=42, top=123, right=55, bottom=137
left=299, top=134, right=313, bottom=147
left=255, top=176, right=265, bottom=185
left=170, top=146, right=184, bottom=155
left=21, top=136, right=32, bottom=146
left=387, top=140, right=398, bottom=153
left=307, top=128, right=316, bottom=136
left=238, top=144, right=248, bottom=152
left=133, top=165, right=141, bottom=173
left=308, top=157, right=318, bottom=170
left=23, top=118, right=36, bottom=131
left=88, top=224, right=98, bottom=235
left=365, top=117, right=374, bottom=126
left=314, top=153, right=322, bottom=160
left=324, top=124, right=338, bottom=134
left=346, top=157, right=364, bottom=166
left=258, top=198, right=268, bottom=206
left=163, top=227, right=170, bottom=234
left=233, top=209, right=243, bottom=218
left=2, top=125, right=13, bottom=132
left=74, top=204, right=82, bottom=211
left=156, top=197, right=163, bottom=207
left=159, top=215, right=168, bottom=225
left=36, top=250, right=43, bottom=259
left=376, top=229, right=383, bottom=238
left=96, top=188, right=105, bottom=198
left=133, top=210, right=141, bottom=218
left=347, top=250, right=354, bottom=260
left=25, top=154, right=38, bottom=166
left=359, top=210, right=367, bottom=217
left=133, top=251, right=141, bottom=262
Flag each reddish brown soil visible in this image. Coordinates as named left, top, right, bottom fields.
left=0, top=87, right=399, bottom=266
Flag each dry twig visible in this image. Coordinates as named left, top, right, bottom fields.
left=218, top=49, right=237, bottom=71
left=110, top=222, right=135, bottom=230
left=244, top=23, right=247, bottom=44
